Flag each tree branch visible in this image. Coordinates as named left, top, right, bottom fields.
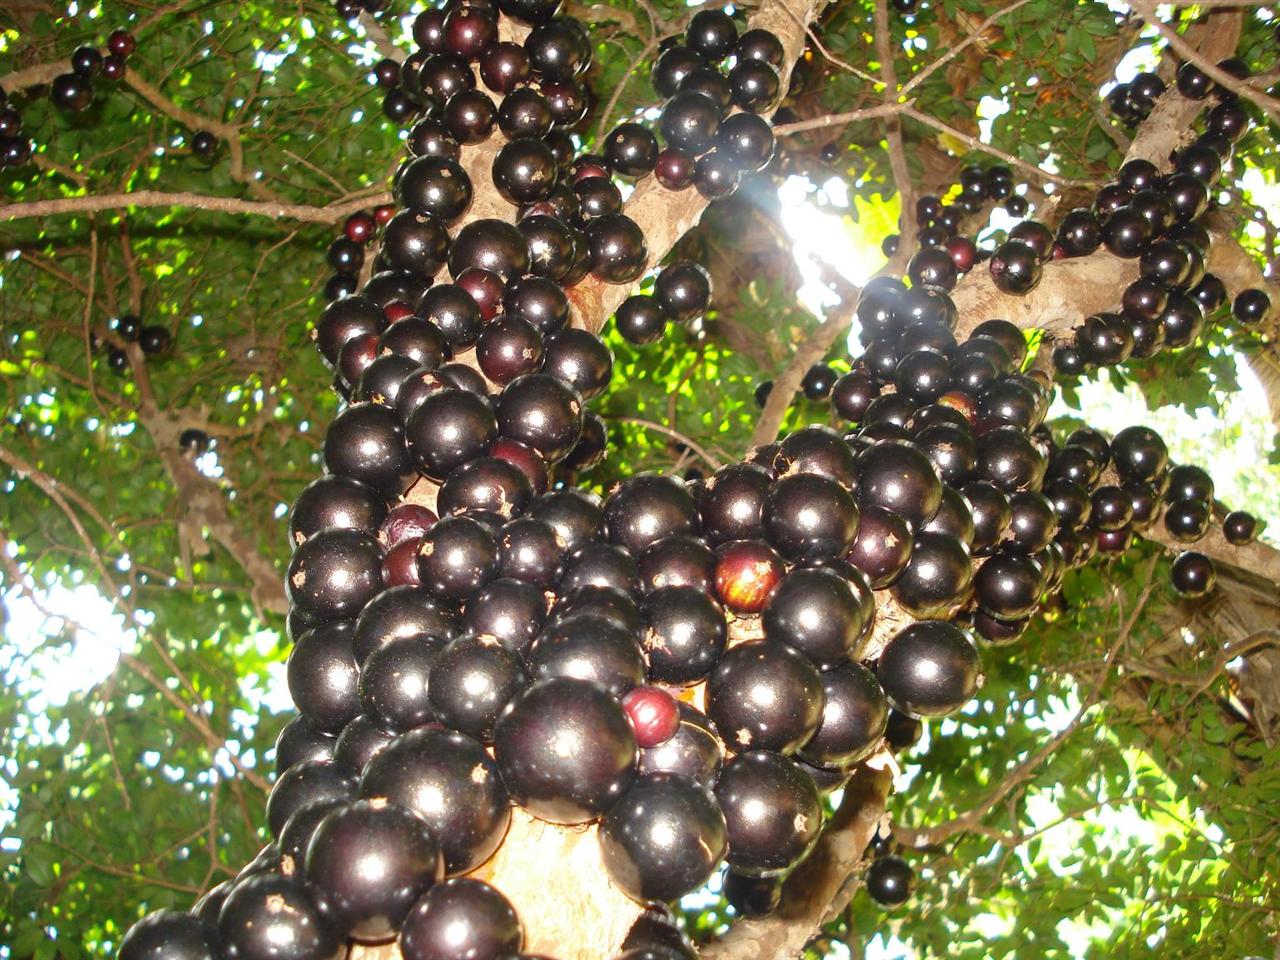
left=563, top=0, right=832, bottom=334
left=1131, top=0, right=1280, bottom=122
left=0, top=188, right=388, bottom=224
left=125, top=342, right=288, bottom=616
left=1123, top=8, right=1244, bottom=166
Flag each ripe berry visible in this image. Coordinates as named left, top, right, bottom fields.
left=707, top=640, right=824, bottom=754
left=866, top=855, right=915, bottom=907
left=1171, top=550, right=1215, bottom=597
left=659, top=90, right=721, bottom=155
left=616, top=295, right=670, bottom=344
left=304, top=799, right=443, bottom=941
left=641, top=585, right=726, bottom=685
left=989, top=241, right=1041, bottom=295
left=526, top=612, right=646, bottom=695
left=119, top=912, right=218, bottom=960
left=361, top=727, right=510, bottom=875
left=1233, top=288, right=1272, bottom=326
left=763, top=473, right=859, bottom=561
left=1223, top=510, right=1258, bottom=545
left=400, top=880, right=523, bottom=960
left=218, top=874, right=340, bottom=960
left=801, top=361, right=837, bottom=400
left=266, top=759, right=357, bottom=837
left=714, top=751, right=821, bottom=876
left=763, top=566, right=873, bottom=669
left=599, top=773, right=728, bottom=902
left=50, top=72, right=93, bottom=112
left=417, top=516, right=499, bottom=601
left=877, top=620, right=981, bottom=717
left=493, top=677, right=637, bottom=823
left=798, top=662, right=889, bottom=769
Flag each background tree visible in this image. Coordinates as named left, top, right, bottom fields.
left=1, top=0, right=1279, bottom=957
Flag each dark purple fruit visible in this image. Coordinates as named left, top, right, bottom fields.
left=359, top=634, right=446, bottom=731
left=289, top=477, right=387, bottom=546
left=1171, top=550, right=1215, bottom=597
left=699, top=464, right=769, bottom=543
left=361, top=727, right=510, bottom=875
left=495, top=373, right=584, bottom=462
left=1110, top=425, right=1168, bottom=484
left=659, top=90, right=721, bottom=155
left=714, top=751, right=821, bottom=876
left=266, top=759, right=357, bottom=837
left=397, top=156, right=473, bottom=222
left=219, top=874, right=341, bottom=960
left=877, top=620, right=980, bottom=717
left=493, top=677, right=637, bottom=823
left=399, top=879, right=523, bottom=960
left=723, top=871, right=781, bottom=918
left=846, top=504, right=913, bottom=587
left=706, top=641, right=824, bottom=754
left=1223, top=510, right=1258, bottom=545
left=119, top=912, right=218, bottom=960
left=892, top=531, right=972, bottom=617
left=604, top=474, right=698, bottom=555
left=352, top=585, right=457, bottom=666
left=406, top=389, right=498, bottom=480
left=599, top=773, right=727, bottom=902
left=324, top=402, right=414, bottom=496
left=275, top=716, right=337, bottom=773
left=542, top=328, right=613, bottom=399
left=454, top=580, right=542, bottom=659
left=1164, top=498, right=1210, bottom=542
left=288, top=621, right=361, bottom=734
left=334, top=715, right=396, bottom=772
left=287, top=528, right=382, bottom=620
left=641, top=585, right=726, bottom=685
left=638, top=534, right=715, bottom=592
left=762, top=473, right=859, bottom=561
left=438, top=456, right=534, bottom=521
left=974, top=548, right=1041, bottom=620
left=449, top=219, right=529, bottom=279
left=527, top=613, right=646, bottom=695
left=798, top=662, right=889, bottom=769
left=304, top=799, right=443, bottom=941
left=989, top=241, right=1041, bottom=295
left=866, top=855, right=914, bottom=907
left=417, top=516, right=499, bottom=601
left=587, top=213, right=649, bottom=283
left=762, top=566, right=873, bottom=669
left=855, top=440, right=943, bottom=531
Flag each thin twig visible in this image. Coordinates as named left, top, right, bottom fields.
left=605, top=416, right=723, bottom=469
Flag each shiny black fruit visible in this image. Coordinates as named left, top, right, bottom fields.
left=762, top=566, right=873, bottom=668
left=599, top=773, right=728, bottom=902
left=877, top=620, right=981, bottom=717
left=361, top=727, right=510, bottom=875
left=493, top=677, right=637, bottom=823
left=399, top=879, right=523, bottom=960
left=866, top=855, right=914, bottom=907
left=219, top=874, right=341, bottom=960
left=304, top=799, right=443, bottom=941
left=798, top=662, right=889, bottom=769
left=706, top=641, right=824, bottom=754
left=714, top=751, right=822, bottom=876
